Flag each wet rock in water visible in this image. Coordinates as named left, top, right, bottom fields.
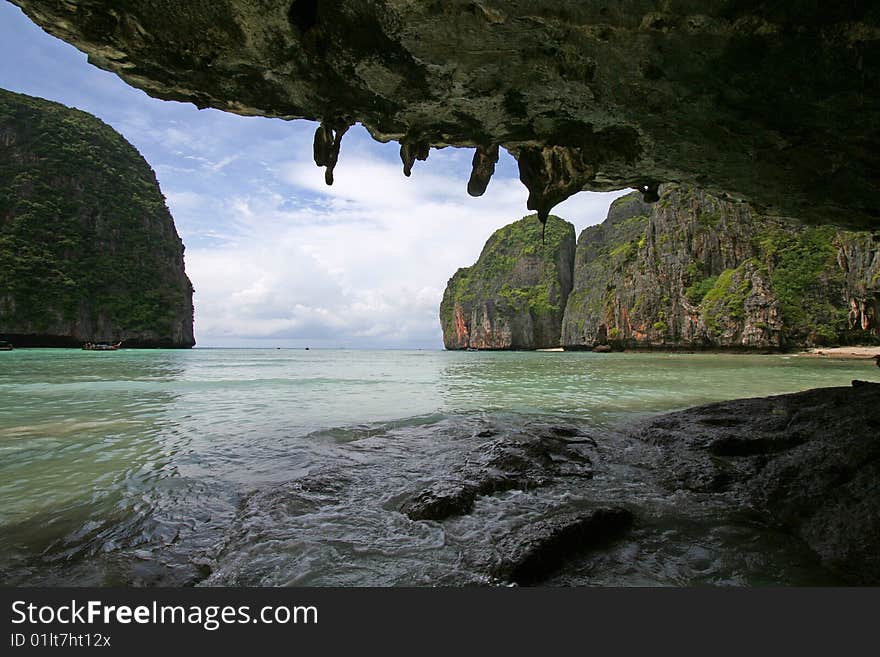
left=543, top=425, right=583, bottom=438
left=634, top=383, right=880, bottom=584
left=401, top=478, right=523, bottom=522
left=485, top=507, right=634, bottom=585
left=401, top=430, right=593, bottom=522
left=540, top=425, right=598, bottom=447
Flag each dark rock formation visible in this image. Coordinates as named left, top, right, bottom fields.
left=11, top=1, right=880, bottom=230
left=440, top=214, right=575, bottom=350
left=562, top=186, right=880, bottom=350
left=634, top=382, right=880, bottom=585
left=399, top=422, right=634, bottom=585
left=485, top=507, right=633, bottom=585
left=0, top=89, right=194, bottom=348
left=400, top=426, right=594, bottom=522
left=392, top=385, right=880, bottom=586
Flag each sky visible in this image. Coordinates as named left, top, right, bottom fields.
left=0, top=2, right=630, bottom=348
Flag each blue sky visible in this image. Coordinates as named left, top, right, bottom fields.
left=0, top=2, right=629, bottom=348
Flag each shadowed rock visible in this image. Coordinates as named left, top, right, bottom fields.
left=401, top=430, right=593, bottom=522
left=487, top=507, right=634, bottom=585
left=515, top=146, right=596, bottom=228
left=313, top=121, right=350, bottom=185
left=400, top=140, right=430, bottom=177
left=467, top=144, right=499, bottom=197
left=13, top=1, right=880, bottom=229
left=634, top=382, right=880, bottom=584
left=639, top=182, right=660, bottom=203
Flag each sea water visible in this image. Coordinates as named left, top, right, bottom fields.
left=1, top=348, right=876, bottom=586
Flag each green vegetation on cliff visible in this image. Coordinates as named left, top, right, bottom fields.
left=561, top=186, right=879, bottom=349
left=445, top=186, right=878, bottom=352
left=700, top=265, right=754, bottom=337
left=0, top=89, right=194, bottom=346
left=561, top=193, right=651, bottom=344
left=440, top=215, right=575, bottom=350
left=685, top=275, right=718, bottom=305
left=758, top=225, right=849, bottom=344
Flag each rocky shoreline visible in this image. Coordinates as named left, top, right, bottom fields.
left=397, top=381, right=880, bottom=585
left=7, top=377, right=876, bottom=587
left=0, top=334, right=194, bottom=349
left=632, top=381, right=880, bottom=584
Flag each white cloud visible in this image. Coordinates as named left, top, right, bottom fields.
left=209, top=154, right=239, bottom=172
left=187, top=146, right=630, bottom=348
left=165, top=190, right=208, bottom=212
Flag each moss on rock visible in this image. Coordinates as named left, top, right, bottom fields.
left=440, top=215, right=575, bottom=350
left=561, top=185, right=880, bottom=350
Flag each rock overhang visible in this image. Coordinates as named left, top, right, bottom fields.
left=12, top=0, right=880, bottom=231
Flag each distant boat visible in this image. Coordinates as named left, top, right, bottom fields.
left=0, top=341, right=13, bottom=351
left=82, top=341, right=123, bottom=351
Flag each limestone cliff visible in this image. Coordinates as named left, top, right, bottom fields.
left=561, top=187, right=880, bottom=350
left=0, top=89, right=195, bottom=348
left=440, top=215, right=574, bottom=350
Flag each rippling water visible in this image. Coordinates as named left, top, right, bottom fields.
left=1, top=348, right=876, bottom=586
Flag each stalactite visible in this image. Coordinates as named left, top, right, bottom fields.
left=516, top=145, right=595, bottom=242
left=313, top=121, right=350, bottom=185
left=399, top=140, right=430, bottom=177
left=467, top=144, right=499, bottom=197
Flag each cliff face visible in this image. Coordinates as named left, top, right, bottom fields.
left=11, top=1, right=880, bottom=231
left=0, top=89, right=194, bottom=348
left=838, top=233, right=880, bottom=336
left=562, top=187, right=880, bottom=350
left=440, top=215, right=575, bottom=350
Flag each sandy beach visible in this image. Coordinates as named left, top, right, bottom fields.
left=797, top=346, right=880, bottom=360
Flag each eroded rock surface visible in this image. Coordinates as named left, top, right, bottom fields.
left=400, top=425, right=595, bottom=521
left=635, top=382, right=880, bottom=584
left=561, top=185, right=880, bottom=350
left=393, top=384, right=880, bottom=586
left=12, top=1, right=880, bottom=229
left=440, top=214, right=575, bottom=350
left=482, top=507, right=633, bottom=585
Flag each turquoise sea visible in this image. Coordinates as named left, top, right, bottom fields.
left=1, top=348, right=877, bottom=586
